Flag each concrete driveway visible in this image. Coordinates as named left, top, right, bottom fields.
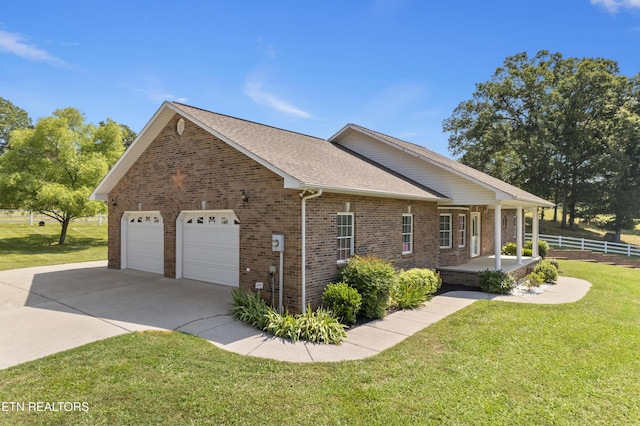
left=0, top=261, right=256, bottom=369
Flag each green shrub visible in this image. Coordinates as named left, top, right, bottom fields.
left=534, top=260, right=558, bottom=283
left=501, top=242, right=517, bottom=255
left=264, top=306, right=347, bottom=344
left=391, top=268, right=442, bottom=310
left=523, top=272, right=544, bottom=288
left=231, top=289, right=270, bottom=329
left=478, top=269, right=517, bottom=294
left=524, top=240, right=549, bottom=258
left=547, top=258, right=560, bottom=271
left=322, top=282, right=362, bottom=325
left=296, top=307, right=347, bottom=344
left=522, top=248, right=533, bottom=257
left=340, top=255, right=397, bottom=319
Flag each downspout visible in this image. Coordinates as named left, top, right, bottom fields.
left=300, top=189, right=323, bottom=313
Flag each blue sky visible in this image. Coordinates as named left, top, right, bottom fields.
left=1, top=0, right=639, bottom=157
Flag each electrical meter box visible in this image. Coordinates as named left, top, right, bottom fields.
left=272, top=234, right=284, bottom=252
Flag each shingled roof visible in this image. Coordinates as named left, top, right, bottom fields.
left=91, top=102, right=448, bottom=201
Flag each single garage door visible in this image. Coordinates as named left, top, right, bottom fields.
left=180, top=210, right=239, bottom=286
left=123, top=211, right=164, bottom=274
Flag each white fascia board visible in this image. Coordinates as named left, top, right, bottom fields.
left=165, top=103, right=302, bottom=189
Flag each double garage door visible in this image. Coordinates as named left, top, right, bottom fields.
left=123, top=210, right=239, bottom=287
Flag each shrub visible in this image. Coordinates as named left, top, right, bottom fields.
left=501, top=242, right=517, bottom=255
left=478, top=269, right=517, bottom=294
left=231, top=289, right=270, bottom=329
left=522, top=248, right=533, bottom=257
left=322, top=282, right=362, bottom=325
left=340, top=255, right=397, bottom=319
left=524, top=240, right=549, bottom=258
left=547, top=258, right=560, bottom=271
left=522, top=272, right=544, bottom=288
left=534, top=260, right=558, bottom=283
left=391, top=268, right=442, bottom=310
left=296, top=307, right=347, bottom=344
left=264, top=306, right=347, bottom=344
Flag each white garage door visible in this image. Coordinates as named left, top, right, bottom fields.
left=123, top=212, right=164, bottom=274
left=181, top=211, right=239, bottom=286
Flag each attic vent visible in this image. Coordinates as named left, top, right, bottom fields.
left=176, top=118, right=185, bottom=136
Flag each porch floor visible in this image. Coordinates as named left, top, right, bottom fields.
left=438, top=255, right=540, bottom=274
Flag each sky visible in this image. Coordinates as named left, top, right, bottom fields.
left=1, top=0, right=640, bottom=158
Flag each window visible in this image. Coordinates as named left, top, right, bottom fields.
left=402, top=214, right=413, bottom=254
left=439, top=214, right=452, bottom=248
left=458, top=214, right=466, bottom=247
left=337, top=213, right=354, bottom=262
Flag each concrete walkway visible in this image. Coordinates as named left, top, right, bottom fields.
left=0, top=262, right=591, bottom=368
left=201, top=276, right=591, bottom=362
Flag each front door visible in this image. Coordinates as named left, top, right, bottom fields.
left=470, top=212, right=481, bottom=257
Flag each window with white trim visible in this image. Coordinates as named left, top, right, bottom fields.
left=337, top=213, right=354, bottom=262
left=458, top=214, right=466, bottom=247
left=402, top=214, right=413, bottom=254
left=439, top=214, right=452, bottom=248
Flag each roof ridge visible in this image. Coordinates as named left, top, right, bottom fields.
left=170, top=102, right=326, bottom=142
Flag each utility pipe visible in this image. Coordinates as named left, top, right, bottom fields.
left=300, top=189, right=323, bottom=313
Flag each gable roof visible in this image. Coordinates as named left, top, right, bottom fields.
left=90, top=102, right=448, bottom=201
left=330, top=124, right=554, bottom=208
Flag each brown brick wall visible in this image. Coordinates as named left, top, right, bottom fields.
left=303, top=194, right=439, bottom=308
left=108, top=114, right=304, bottom=311
left=107, top=113, right=519, bottom=313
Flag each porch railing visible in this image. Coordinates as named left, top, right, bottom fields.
left=525, top=233, right=640, bottom=257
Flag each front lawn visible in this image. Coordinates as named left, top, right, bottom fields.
left=0, top=222, right=107, bottom=271
left=0, top=260, right=638, bottom=425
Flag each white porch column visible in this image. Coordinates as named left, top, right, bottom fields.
left=516, top=206, right=523, bottom=265
left=494, top=203, right=502, bottom=270
left=532, top=207, right=539, bottom=258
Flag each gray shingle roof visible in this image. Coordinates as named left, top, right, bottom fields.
left=170, top=103, right=447, bottom=200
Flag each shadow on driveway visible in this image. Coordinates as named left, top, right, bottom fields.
left=0, top=261, right=261, bottom=369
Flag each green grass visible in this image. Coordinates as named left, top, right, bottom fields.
left=0, top=260, right=638, bottom=425
left=0, top=222, right=107, bottom=271
left=532, top=208, right=640, bottom=246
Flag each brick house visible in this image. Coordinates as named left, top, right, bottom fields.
left=90, top=102, right=553, bottom=313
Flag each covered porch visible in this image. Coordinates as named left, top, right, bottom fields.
left=437, top=255, right=541, bottom=287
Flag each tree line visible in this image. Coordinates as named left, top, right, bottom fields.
left=443, top=50, right=640, bottom=242
left=0, top=98, right=136, bottom=244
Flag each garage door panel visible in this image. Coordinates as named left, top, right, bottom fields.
left=124, top=212, right=164, bottom=275
left=181, top=211, right=239, bottom=287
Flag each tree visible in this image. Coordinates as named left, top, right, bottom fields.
left=0, top=108, right=124, bottom=244
left=443, top=51, right=627, bottom=229
left=0, top=97, right=33, bottom=154
left=100, top=121, right=137, bottom=149
left=587, top=74, right=640, bottom=241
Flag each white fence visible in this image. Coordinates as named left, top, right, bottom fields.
left=0, top=210, right=106, bottom=224
left=525, top=232, right=640, bottom=257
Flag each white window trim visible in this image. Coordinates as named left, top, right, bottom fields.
left=439, top=214, right=452, bottom=249
left=337, top=212, right=354, bottom=264
left=402, top=213, right=413, bottom=255
left=458, top=214, right=467, bottom=248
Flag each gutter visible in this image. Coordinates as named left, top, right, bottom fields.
left=300, top=189, right=323, bottom=313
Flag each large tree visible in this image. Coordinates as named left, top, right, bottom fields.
left=587, top=74, right=640, bottom=241
left=0, top=108, right=124, bottom=244
left=0, top=97, right=33, bottom=154
left=443, top=51, right=627, bottom=229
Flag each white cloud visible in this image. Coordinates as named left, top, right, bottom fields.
left=591, top=0, right=640, bottom=13
left=0, top=29, right=67, bottom=66
left=244, top=79, right=311, bottom=118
